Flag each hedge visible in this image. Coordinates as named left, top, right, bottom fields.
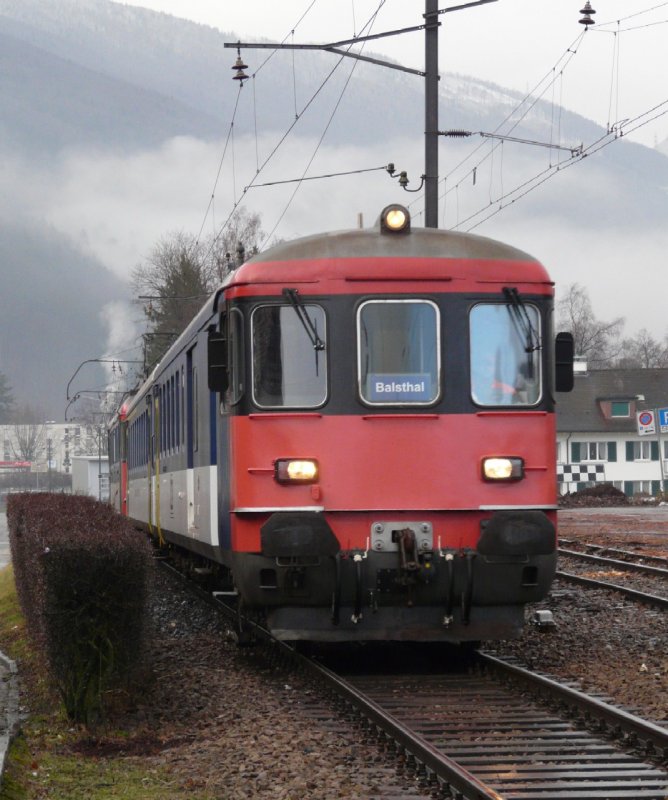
left=6, top=493, right=153, bottom=724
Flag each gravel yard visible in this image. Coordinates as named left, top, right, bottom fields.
left=135, top=507, right=666, bottom=793
left=490, top=507, right=668, bottom=725
left=70, top=572, right=430, bottom=799
left=12, top=507, right=668, bottom=798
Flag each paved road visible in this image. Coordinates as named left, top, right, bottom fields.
left=0, top=513, right=9, bottom=570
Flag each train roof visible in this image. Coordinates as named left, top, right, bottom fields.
left=244, top=223, right=538, bottom=265
left=229, top=218, right=550, bottom=290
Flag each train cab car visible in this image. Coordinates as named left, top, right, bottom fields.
left=111, top=204, right=574, bottom=643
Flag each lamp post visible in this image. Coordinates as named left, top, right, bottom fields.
left=66, top=359, right=142, bottom=401
left=45, top=420, right=55, bottom=492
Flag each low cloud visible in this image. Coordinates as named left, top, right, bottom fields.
left=3, top=133, right=667, bottom=342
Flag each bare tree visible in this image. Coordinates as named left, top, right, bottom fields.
left=67, top=394, right=111, bottom=457
left=12, top=423, right=46, bottom=462
left=132, top=208, right=264, bottom=370
left=616, top=329, right=668, bottom=368
left=556, top=283, right=625, bottom=367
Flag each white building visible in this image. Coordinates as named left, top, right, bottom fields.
left=556, top=366, right=668, bottom=497
left=0, top=422, right=107, bottom=475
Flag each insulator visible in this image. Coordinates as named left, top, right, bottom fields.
left=232, top=47, right=249, bottom=83
left=579, top=1, right=596, bottom=25
left=398, top=171, right=409, bottom=188
left=232, top=55, right=248, bottom=72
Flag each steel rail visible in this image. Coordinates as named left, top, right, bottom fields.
left=560, top=540, right=668, bottom=567
left=158, top=561, right=502, bottom=798
left=559, top=548, right=668, bottom=578
left=556, top=569, right=668, bottom=610
left=158, top=558, right=668, bottom=797
left=288, top=645, right=504, bottom=800
left=479, top=651, right=668, bottom=760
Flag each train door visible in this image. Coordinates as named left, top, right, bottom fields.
left=151, top=392, right=162, bottom=538
left=217, top=306, right=241, bottom=551
left=119, top=415, right=128, bottom=516
left=186, top=346, right=197, bottom=535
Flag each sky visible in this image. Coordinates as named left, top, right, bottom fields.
left=111, top=0, right=668, bottom=148
left=11, top=0, right=663, bottom=368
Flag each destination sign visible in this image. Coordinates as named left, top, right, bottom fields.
left=368, top=373, right=432, bottom=403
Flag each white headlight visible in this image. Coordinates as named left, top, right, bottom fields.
left=482, top=457, right=524, bottom=481
left=274, top=459, right=319, bottom=484
left=380, top=204, right=411, bottom=233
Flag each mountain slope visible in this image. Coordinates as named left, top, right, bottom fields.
left=0, top=29, right=223, bottom=154
left=0, top=0, right=667, bottom=419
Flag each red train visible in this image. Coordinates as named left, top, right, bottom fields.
left=109, top=204, right=574, bottom=642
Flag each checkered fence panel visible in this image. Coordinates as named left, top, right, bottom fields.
left=557, top=463, right=605, bottom=481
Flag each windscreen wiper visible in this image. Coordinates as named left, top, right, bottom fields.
left=502, top=287, right=541, bottom=354
left=282, top=288, right=326, bottom=351
left=503, top=286, right=541, bottom=380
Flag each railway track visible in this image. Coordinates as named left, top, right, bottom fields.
left=160, top=560, right=668, bottom=800
left=560, top=540, right=668, bottom=568
left=557, top=546, right=668, bottom=609
left=304, top=647, right=668, bottom=800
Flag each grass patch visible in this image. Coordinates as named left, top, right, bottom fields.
left=0, top=566, right=216, bottom=800
left=0, top=566, right=30, bottom=664
left=3, top=739, right=201, bottom=800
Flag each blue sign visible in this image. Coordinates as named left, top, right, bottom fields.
left=658, top=407, right=668, bottom=433
left=368, top=373, right=432, bottom=403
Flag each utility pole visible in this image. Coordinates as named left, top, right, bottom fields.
left=225, top=0, right=497, bottom=230
left=425, top=0, right=440, bottom=228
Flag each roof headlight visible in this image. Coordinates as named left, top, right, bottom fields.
left=274, top=459, right=319, bottom=484
left=380, top=204, right=411, bottom=234
left=482, top=457, right=524, bottom=481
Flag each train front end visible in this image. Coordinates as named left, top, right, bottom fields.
left=210, top=206, right=573, bottom=642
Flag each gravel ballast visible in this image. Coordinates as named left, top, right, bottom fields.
left=12, top=507, right=668, bottom=797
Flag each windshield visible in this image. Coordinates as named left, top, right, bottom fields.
left=470, top=302, right=541, bottom=406
left=358, top=300, right=440, bottom=406
left=252, top=304, right=327, bottom=408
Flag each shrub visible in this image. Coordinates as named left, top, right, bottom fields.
left=6, top=493, right=153, bottom=724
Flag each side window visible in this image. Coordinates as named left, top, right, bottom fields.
left=229, top=308, right=245, bottom=405
left=470, top=303, right=541, bottom=406
left=252, top=304, right=327, bottom=408
left=357, top=300, right=440, bottom=406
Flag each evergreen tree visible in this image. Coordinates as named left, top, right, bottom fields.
left=0, top=372, right=15, bottom=422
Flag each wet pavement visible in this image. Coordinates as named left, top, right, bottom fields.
left=0, top=512, right=20, bottom=778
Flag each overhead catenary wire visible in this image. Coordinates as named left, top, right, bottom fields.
left=207, top=0, right=388, bottom=257
left=457, top=96, right=668, bottom=232
left=405, top=28, right=588, bottom=222
left=258, top=0, right=387, bottom=247
left=194, top=0, right=321, bottom=248
left=245, top=164, right=392, bottom=190
left=200, top=0, right=668, bottom=251
left=428, top=2, right=668, bottom=230
left=408, top=1, right=668, bottom=230
left=194, top=86, right=243, bottom=246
